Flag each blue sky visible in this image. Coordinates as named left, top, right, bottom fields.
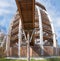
left=0, top=0, right=17, bottom=33
left=0, top=0, right=60, bottom=45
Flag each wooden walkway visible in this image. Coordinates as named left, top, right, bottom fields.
left=16, top=0, right=35, bottom=30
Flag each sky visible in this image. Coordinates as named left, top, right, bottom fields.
left=0, top=0, right=60, bottom=45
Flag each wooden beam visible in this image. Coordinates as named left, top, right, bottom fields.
left=15, top=0, right=24, bottom=28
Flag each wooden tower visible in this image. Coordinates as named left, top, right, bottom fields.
left=6, top=0, right=57, bottom=57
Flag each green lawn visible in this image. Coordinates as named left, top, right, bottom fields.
left=0, top=58, right=60, bottom=61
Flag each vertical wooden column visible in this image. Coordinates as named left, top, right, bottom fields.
left=30, top=47, right=32, bottom=57
left=10, top=47, right=12, bottom=56
left=18, top=19, right=22, bottom=57
left=6, top=18, right=13, bottom=57
left=27, top=33, right=30, bottom=61
left=36, top=6, right=44, bottom=55
left=6, top=35, right=10, bottom=57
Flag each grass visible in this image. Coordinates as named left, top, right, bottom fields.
left=0, top=58, right=60, bottom=61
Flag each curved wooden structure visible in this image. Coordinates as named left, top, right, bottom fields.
left=5, top=0, right=57, bottom=57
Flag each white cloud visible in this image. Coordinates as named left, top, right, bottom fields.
left=54, top=18, right=60, bottom=28
left=0, top=0, right=17, bottom=15
left=0, top=0, right=17, bottom=33
left=0, top=1, right=10, bottom=8
left=0, top=0, right=10, bottom=15
left=0, top=9, right=11, bottom=15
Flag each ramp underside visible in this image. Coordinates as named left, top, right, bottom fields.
left=16, top=0, right=35, bottom=30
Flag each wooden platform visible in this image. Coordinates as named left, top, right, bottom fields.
left=16, top=0, right=35, bottom=30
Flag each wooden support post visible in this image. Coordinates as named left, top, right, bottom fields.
left=47, top=13, right=57, bottom=48
left=46, top=12, right=57, bottom=55
left=27, top=33, right=30, bottom=61
left=18, top=19, right=22, bottom=57
left=42, top=10, right=57, bottom=48
left=6, top=35, right=10, bottom=57
left=10, top=47, right=12, bottom=56
left=36, top=6, right=44, bottom=55
left=42, top=10, right=57, bottom=55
